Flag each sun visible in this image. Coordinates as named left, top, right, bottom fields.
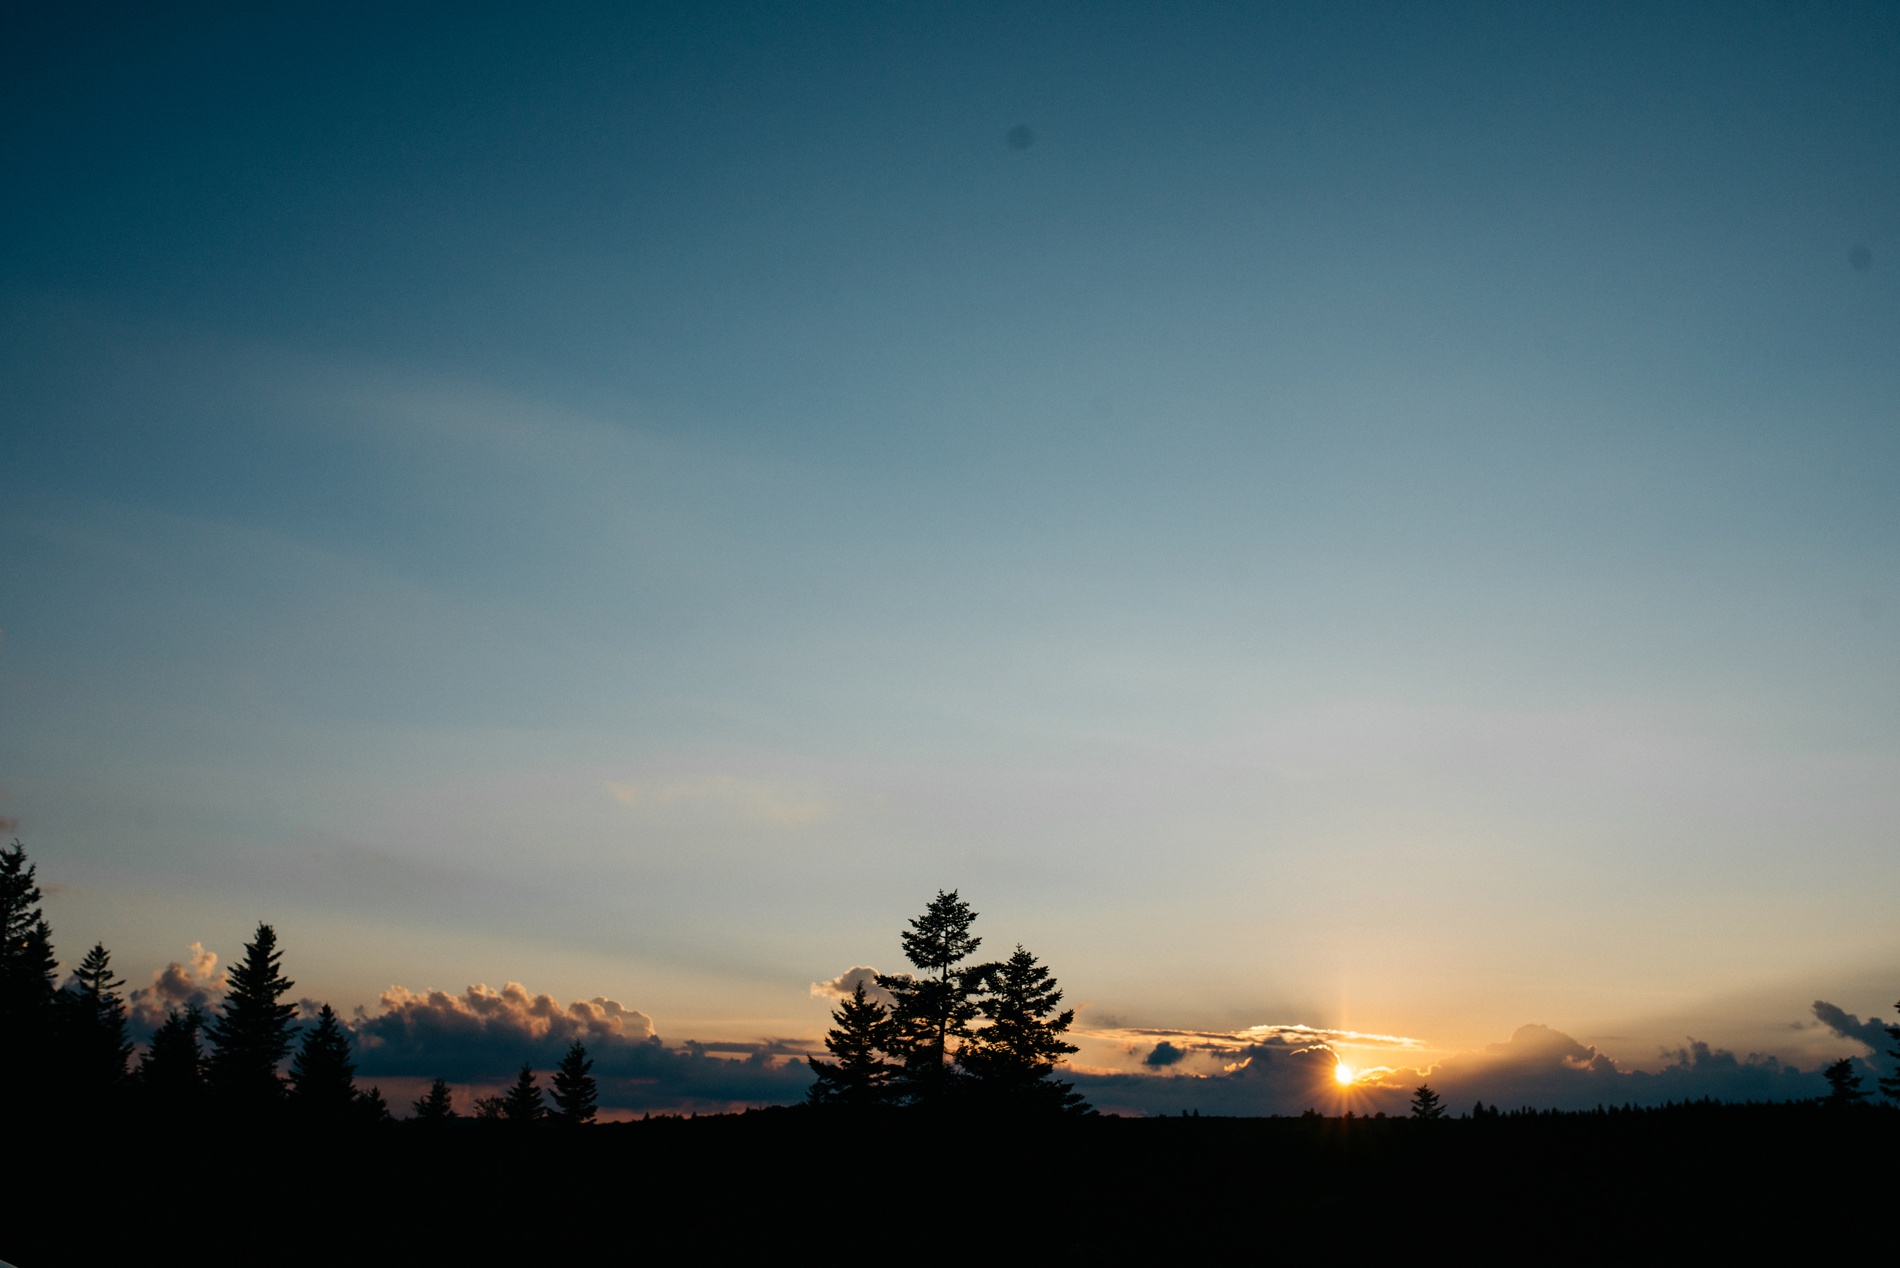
left=1333, top=1062, right=1357, bottom=1086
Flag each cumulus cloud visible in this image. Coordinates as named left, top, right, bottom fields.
left=348, top=981, right=814, bottom=1114
left=129, top=942, right=228, bottom=1034
left=810, top=966, right=893, bottom=1005
left=1414, top=1024, right=1826, bottom=1112
left=605, top=776, right=828, bottom=826
left=1071, top=1019, right=1833, bottom=1116
left=1077, top=1033, right=1345, bottom=1116
left=1811, top=1001, right=1894, bottom=1060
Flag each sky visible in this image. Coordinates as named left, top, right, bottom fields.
left=3, top=2, right=1898, bottom=1114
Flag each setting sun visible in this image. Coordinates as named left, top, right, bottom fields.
left=1333, top=1063, right=1357, bottom=1086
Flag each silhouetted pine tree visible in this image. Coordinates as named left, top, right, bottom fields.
left=413, top=1077, right=457, bottom=1121
left=502, top=1063, right=545, bottom=1122
left=138, top=1004, right=208, bottom=1102
left=1823, top=1058, right=1868, bottom=1106
left=1, top=843, right=57, bottom=1022
left=1, top=841, right=58, bottom=1121
left=60, top=941, right=133, bottom=1099
left=807, top=980, right=898, bottom=1109
left=288, top=1003, right=358, bottom=1119
left=877, top=890, right=990, bottom=1104
left=204, top=923, right=297, bottom=1105
left=1882, top=1000, right=1900, bottom=1102
left=552, top=1040, right=598, bottom=1124
left=1410, top=1084, right=1445, bottom=1120
left=957, top=945, right=1086, bottom=1114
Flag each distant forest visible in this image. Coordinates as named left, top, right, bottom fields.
left=6, top=839, right=1900, bottom=1127
left=3, top=842, right=1102, bottom=1123
left=9, top=838, right=1900, bottom=1265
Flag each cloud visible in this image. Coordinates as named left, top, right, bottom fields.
left=348, top=981, right=815, bottom=1114
left=1422, top=1023, right=1827, bottom=1112
left=810, top=966, right=893, bottom=1005
left=129, top=942, right=229, bottom=1034
left=1070, top=1020, right=1834, bottom=1116
left=1077, top=1033, right=1346, bottom=1116
left=1811, top=1000, right=1894, bottom=1061
left=605, top=777, right=828, bottom=827
left=1811, top=1001, right=1897, bottom=1095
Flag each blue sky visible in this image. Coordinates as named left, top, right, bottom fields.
left=3, top=2, right=1898, bottom=1096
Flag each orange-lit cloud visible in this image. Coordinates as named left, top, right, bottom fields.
left=129, top=941, right=229, bottom=1031
left=810, top=965, right=894, bottom=1005
left=348, top=979, right=815, bottom=1114
left=1064, top=1018, right=1840, bottom=1117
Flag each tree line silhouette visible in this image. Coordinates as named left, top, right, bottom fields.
left=8, top=839, right=1899, bottom=1126
left=1, top=840, right=598, bottom=1125
left=3, top=842, right=1101, bottom=1124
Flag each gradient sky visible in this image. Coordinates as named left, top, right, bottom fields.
left=3, top=2, right=1898, bottom=1093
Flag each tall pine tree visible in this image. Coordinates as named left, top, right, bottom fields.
left=1882, top=1000, right=1900, bottom=1103
left=1823, top=1058, right=1868, bottom=1106
left=502, top=1063, right=545, bottom=1123
left=204, top=923, right=297, bottom=1105
left=956, top=945, right=1085, bottom=1114
left=551, top=1041, right=598, bottom=1124
left=876, top=891, right=990, bottom=1105
left=807, top=980, right=898, bottom=1109
left=61, top=942, right=133, bottom=1099
left=288, top=1003, right=358, bottom=1119
left=1, top=842, right=57, bottom=1025
left=137, top=1005, right=208, bottom=1103
left=412, top=1077, right=457, bottom=1122
left=1, top=841, right=58, bottom=1120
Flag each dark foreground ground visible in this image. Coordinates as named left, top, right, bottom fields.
left=9, top=1101, right=1894, bottom=1264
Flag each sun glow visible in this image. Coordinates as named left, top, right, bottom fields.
left=1333, top=1062, right=1356, bottom=1086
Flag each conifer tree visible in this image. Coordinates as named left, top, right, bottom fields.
left=204, top=923, right=297, bottom=1104
left=1410, top=1084, right=1445, bottom=1120
left=413, top=1077, right=457, bottom=1121
left=138, top=1005, right=208, bottom=1101
left=1, top=841, right=57, bottom=1032
left=876, top=891, right=990, bottom=1104
left=62, top=941, right=133, bottom=1094
left=1882, top=1000, right=1900, bottom=1102
left=1, top=841, right=58, bottom=1119
left=956, top=944, right=1085, bottom=1113
left=1823, top=1057, right=1868, bottom=1106
left=552, top=1040, right=599, bottom=1124
left=807, top=980, right=898, bottom=1109
left=288, top=1003, right=358, bottom=1118
left=502, top=1062, right=545, bottom=1122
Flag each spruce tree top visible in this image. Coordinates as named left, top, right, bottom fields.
left=72, top=943, right=126, bottom=1003
left=205, top=922, right=298, bottom=1099
left=289, top=1003, right=358, bottom=1114
left=1, top=840, right=58, bottom=1017
left=502, top=1062, right=545, bottom=1122
left=413, top=1077, right=457, bottom=1121
left=901, top=890, right=981, bottom=977
left=552, top=1040, right=599, bottom=1124
left=1410, top=1084, right=1445, bottom=1120
left=807, top=980, right=898, bottom=1109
